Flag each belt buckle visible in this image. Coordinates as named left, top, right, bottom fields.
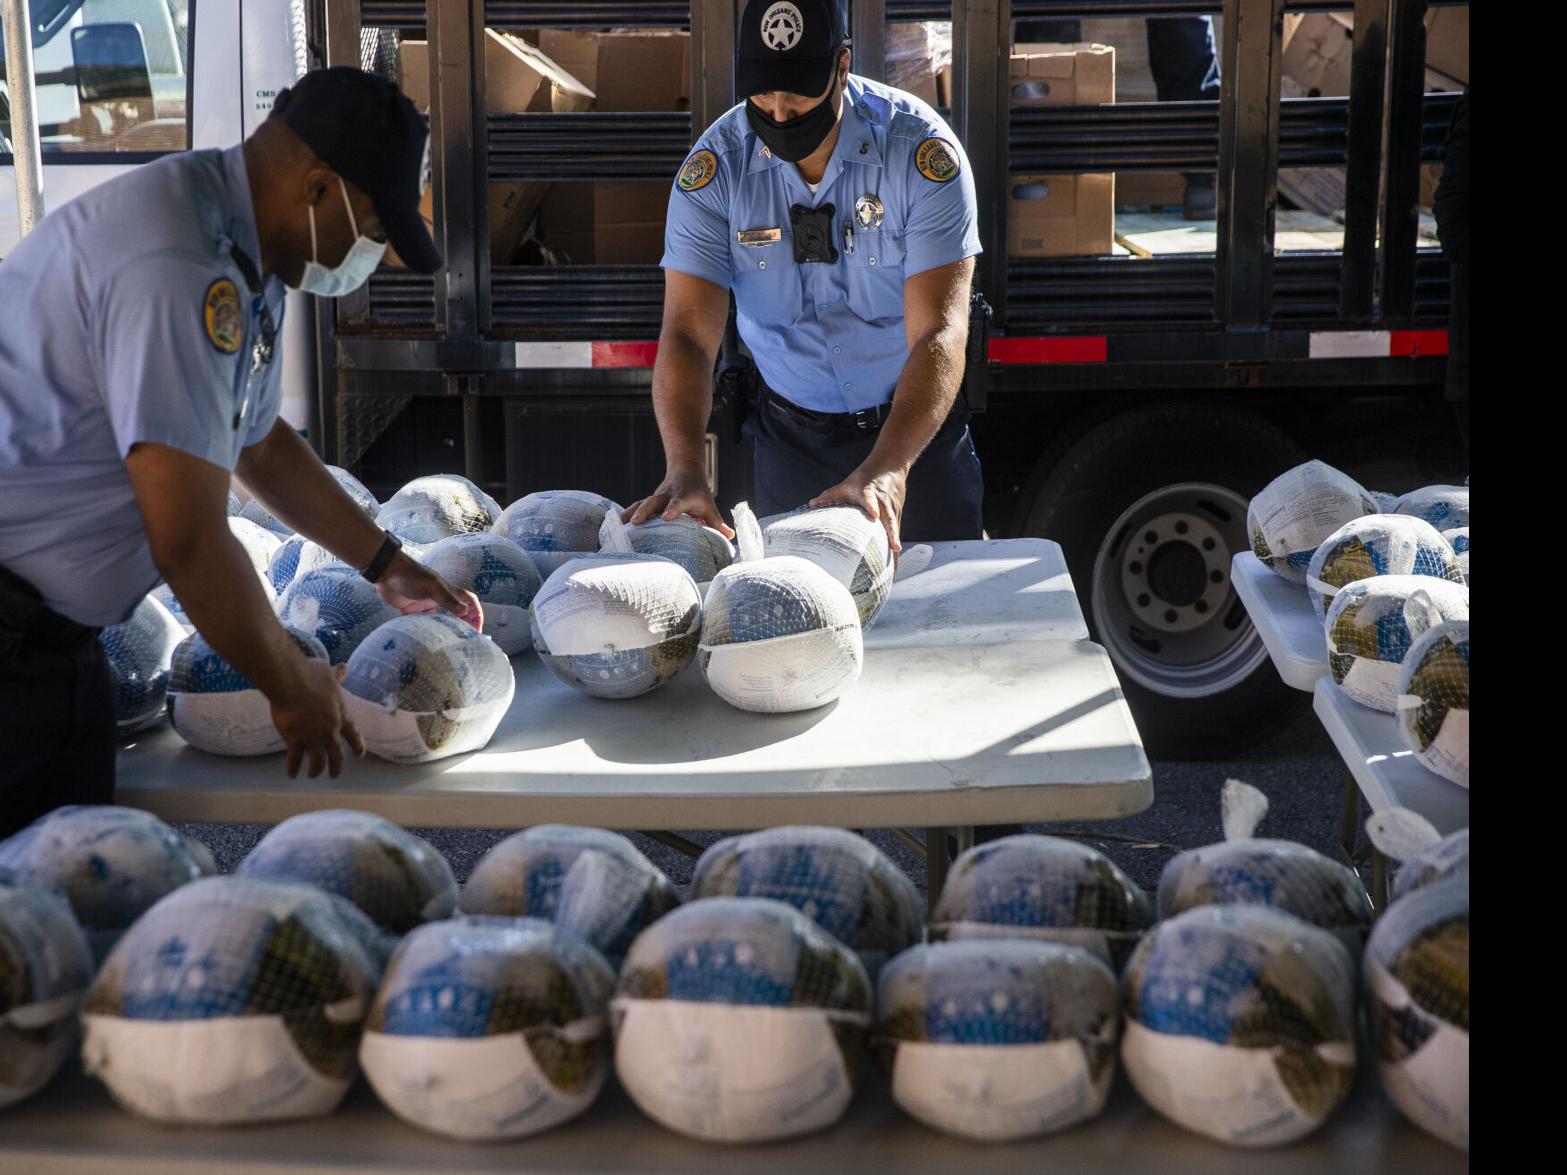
left=852, top=407, right=880, bottom=432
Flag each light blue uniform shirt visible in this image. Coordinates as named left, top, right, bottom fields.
left=0, top=145, right=287, bottom=627
left=662, top=75, right=981, bottom=413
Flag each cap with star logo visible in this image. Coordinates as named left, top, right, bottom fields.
left=737, top=0, right=850, bottom=100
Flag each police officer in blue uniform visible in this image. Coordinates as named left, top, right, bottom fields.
left=0, top=69, right=479, bottom=837
left=627, top=0, right=984, bottom=552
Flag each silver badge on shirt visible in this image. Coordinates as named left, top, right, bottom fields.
left=854, top=193, right=885, bottom=230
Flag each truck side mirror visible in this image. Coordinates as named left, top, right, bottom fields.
left=71, top=22, right=153, bottom=104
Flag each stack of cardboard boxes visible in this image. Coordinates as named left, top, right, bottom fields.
left=1007, top=43, right=1116, bottom=257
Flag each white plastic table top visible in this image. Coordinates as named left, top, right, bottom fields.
left=0, top=1063, right=1466, bottom=1175
left=1230, top=552, right=1328, bottom=691
left=1313, top=679, right=1469, bottom=835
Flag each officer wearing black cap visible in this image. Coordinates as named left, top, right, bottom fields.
left=0, top=68, right=478, bottom=835
left=628, top=0, right=984, bottom=554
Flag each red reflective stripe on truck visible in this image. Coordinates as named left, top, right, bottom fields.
left=591, top=342, right=660, bottom=368
left=988, top=337, right=1108, bottom=364
left=1388, top=330, right=1448, bottom=358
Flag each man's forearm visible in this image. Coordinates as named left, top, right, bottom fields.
left=652, top=328, right=717, bottom=472
left=861, top=325, right=968, bottom=478
left=235, top=423, right=385, bottom=571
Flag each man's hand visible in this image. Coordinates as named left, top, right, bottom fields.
left=811, top=467, right=909, bottom=554
left=271, top=659, right=366, bottom=780
left=624, top=466, right=737, bottom=539
left=374, top=551, right=484, bottom=629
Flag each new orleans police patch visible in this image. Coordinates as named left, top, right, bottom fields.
left=203, top=279, right=243, bottom=354
left=678, top=150, right=718, bottom=192
left=915, top=137, right=961, bottom=183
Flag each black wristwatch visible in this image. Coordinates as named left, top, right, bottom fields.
left=361, top=531, right=403, bottom=584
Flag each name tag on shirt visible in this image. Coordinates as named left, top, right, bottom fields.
left=737, top=227, right=782, bottom=248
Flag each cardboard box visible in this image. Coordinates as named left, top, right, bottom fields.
left=399, top=30, right=594, bottom=115
left=1424, top=7, right=1468, bottom=85
left=1280, top=13, right=1355, bottom=99
left=936, top=65, right=953, bottom=109
left=409, top=180, right=548, bottom=267
left=885, top=21, right=949, bottom=108
left=1008, top=174, right=1115, bottom=257
left=539, top=29, right=601, bottom=94
left=1116, top=172, right=1188, bottom=209
left=1009, top=43, right=1115, bottom=107
left=534, top=181, right=669, bottom=265
left=593, top=31, right=690, bottom=112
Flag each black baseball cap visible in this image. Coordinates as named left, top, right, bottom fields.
left=272, top=67, right=442, bottom=274
left=737, top=0, right=850, bottom=100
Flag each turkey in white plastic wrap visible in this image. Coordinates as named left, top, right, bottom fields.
left=237, top=810, right=458, bottom=937
left=226, top=489, right=243, bottom=516
left=460, top=826, right=681, bottom=969
left=237, top=494, right=294, bottom=537
left=420, top=532, right=542, bottom=656
left=80, top=877, right=385, bottom=1125
left=699, top=503, right=863, bottom=713
left=341, top=612, right=516, bottom=763
left=1121, top=904, right=1357, bottom=1147
left=99, top=594, right=187, bottom=736
left=376, top=474, right=503, bottom=544
left=1246, top=460, right=1377, bottom=584
left=1441, top=527, right=1468, bottom=584
left=1396, top=619, right=1469, bottom=788
left=153, top=516, right=280, bottom=623
left=529, top=552, right=702, bottom=700
left=168, top=625, right=330, bottom=756
left=1326, top=575, right=1468, bottom=713
left=0, top=806, right=215, bottom=963
left=1394, top=484, right=1469, bottom=532
left=0, top=878, right=94, bottom=1108
left=324, top=464, right=379, bottom=518
left=1304, top=514, right=1464, bottom=619
left=929, top=834, right=1154, bottom=970
left=275, top=563, right=401, bottom=665
left=690, top=827, right=921, bottom=980
left=873, top=940, right=1119, bottom=1142
left=760, top=504, right=895, bottom=627
left=360, top=916, right=615, bottom=1141
left=625, top=516, right=735, bottom=583
left=492, top=491, right=624, bottom=573
left=1157, top=781, right=1373, bottom=957
left=612, top=896, right=871, bottom=1143
left=1364, top=873, right=1468, bottom=1150
left=267, top=536, right=346, bottom=595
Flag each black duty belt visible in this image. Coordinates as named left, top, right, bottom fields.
left=760, top=387, right=894, bottom=437
left=0, top=562, right=100, bottom=657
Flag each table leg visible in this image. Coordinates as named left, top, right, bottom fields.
left=925, top=827, right=952, bottom=914
left=1371, top=849, right=1389, bottom=912
left=1338, top=770, right=1361, bottom=868
left=638, top=830, right=707, bottom=858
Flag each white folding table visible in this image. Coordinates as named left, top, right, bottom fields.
left=1228, top=552, right=1327, bottom=691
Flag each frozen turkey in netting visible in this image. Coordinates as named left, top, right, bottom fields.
left=625, top=516, right=735, bottom=583
left=99, top=594, right=187, bottom=736
left=237, top=495, right=293, bottom=537
left=0, top=880, right=94, bottom=1108
left=167, top=625, right=330, bottom=756
left=275, top=564, right=401, bottom=665
left=873, top=940, right=1119, bottom=1142
left=689, top=827, right=921, bottom=979
left=360, top=916, right=615, bottom=1141
left=1326, top=575, right=1469, bottom=712
left=267, top=536, right=347, bottom=595
left=1393, top=827, right=1469, bottom=901
left=326, top=464, right=379, bottom=518
left=613, top=896, right=871, bottom=1143
left=420, top=532, right=542, bottom=656
left=1304, top=514, right=1463, bottom=619
left=80, top=877, right=384, bottom=1125
left=1364, top=874, right=1468, bottom=1150
left=1442, top=527, right=1469, bottom=584
left=238, top=810, right=458, bottom=936
left=225, top=490, right=243, bottom=517
left=1121, top=904, right=1357, bottom=1147
left=760, top=505, right=894, bottom=627
left=493, top=489, right=623, bottom=556
left=1156, top=781, right=1373, bottom=956
left=375, top=474, right=503, bottom=544
left=1394, top=484, right=1469, bottom=531
left=341, top=612, right=515, bottom=763
left=154, top=517, right=280, bottom=624
left=929, top=834, right=1154, bottom=970
left=460, top=826, right=681, bottom=969
left=1365, top=811, right=1469, bottom=902
left=0, top=806, right=215, bottom=963
left=1246, top=460, right=1377, bottom=583
left=1397, top=619, right=1469, bottom=788
left=530, top=553, right=702, bottom=700
left=1369, top=490, right=1400, bottom=512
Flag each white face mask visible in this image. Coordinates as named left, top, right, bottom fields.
left=297, top=177, right=387, bottom=297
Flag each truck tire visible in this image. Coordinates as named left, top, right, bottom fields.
left=1017, top=404, right=1311, bottom=759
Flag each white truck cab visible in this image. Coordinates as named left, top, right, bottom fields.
left=2, top=0, right=317, bottom=429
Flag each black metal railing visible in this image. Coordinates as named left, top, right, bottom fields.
left=487, top=113, right=692, bottom=181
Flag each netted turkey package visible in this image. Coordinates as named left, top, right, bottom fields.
left=1305, top=514, right=1464, bottom=619
left=168, top=626, right=330, bottom=756
left=275, top=565, right=401, bottom=665
left=80, top=877, right=386, bottom=1125
left=0, top=881, right=94, bottom=1109
left=360, top=916, right=615, bottom=1142
left=759, top=505, right=895, bottom=626
left=1247, top=460, right=1377, bottom=583
left=421, top=532, right=542, bottom=656
left=1397, top=619, right=1469, bottom=788
left=100, top=594, right=187, bottom=735
left=376, top=474, right=503, bottom=544
left=625, top=517, right=735, bottom=583
left=493, top=490, right=623, bottom=555
left=874, top=940, right=1120, bottom=1142
left=1326, top=576, right=1469, bottom=713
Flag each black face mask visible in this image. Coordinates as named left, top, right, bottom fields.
left=746, top=86, right=841, bottom=164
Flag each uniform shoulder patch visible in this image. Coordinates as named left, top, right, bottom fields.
left=678, top=149, right=718, bottom=192
left=915, top=137, right=961, bottom=184
left=203, top=278, right=243, bottom=354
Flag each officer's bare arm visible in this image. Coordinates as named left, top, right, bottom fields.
left=626, top=270, right=735, bottom=534
left=235, top=420, right=385, bottom=570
